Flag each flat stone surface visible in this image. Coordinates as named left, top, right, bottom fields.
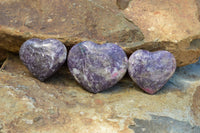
left=1, top=0, right=200, bottom=66
left=0, top=54, right=200, bottom=132
left=0, top=0, right=143, bottom=52
left=124, top=0, right=200, bottom=42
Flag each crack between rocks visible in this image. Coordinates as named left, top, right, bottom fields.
left=116, top=0, right=132, bottom=10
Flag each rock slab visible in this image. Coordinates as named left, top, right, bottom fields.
left=0, top=53, right=200, bottom=132
left=0, top=0, right=143, bottom=51
left=122, top=0, right=200, bottom=66
left=1, top=0, right=200, bottom=66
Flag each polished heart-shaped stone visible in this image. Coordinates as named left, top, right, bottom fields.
left=128, top=50, right=176, bottom=94
left=68, top=41, right=128, bottom=93
left=19, top=38, right=67, bottom=81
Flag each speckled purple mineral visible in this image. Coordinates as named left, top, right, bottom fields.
left=68, top=41, right=128, bottom=93
left=19, top=38, right=67, bottom=81
left=128, top=50, right=176, bottom=94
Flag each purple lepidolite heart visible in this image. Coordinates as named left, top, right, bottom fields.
left=19, top=38, right=67, bottom=81
left=68, top=41, right=128, bottom=93
left=128, top=50, right=176, bottom=94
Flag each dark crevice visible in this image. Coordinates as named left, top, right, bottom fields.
left=116, top=0, right=132, bottom=10
left=0, top=60, right=5, bottom=68
left=122, top=13, right=145, bottom=42
left=0, top=50, right=8, bottom=70
left=188, top=39, right=200, bottom=49
left=0, top=52, right=18, bottom=70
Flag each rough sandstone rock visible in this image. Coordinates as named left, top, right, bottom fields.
left=0, top=53, right=200, bottom=132
left=122, top=0, right=200, bottom=66
left=0, top=0, right=143, bottom=53
left=0, top=0, right=200, bottom=66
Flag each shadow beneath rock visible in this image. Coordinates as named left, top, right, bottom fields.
left=101, top=73, right=142, bottom=94
left=3, top=53, right=200, bottom=96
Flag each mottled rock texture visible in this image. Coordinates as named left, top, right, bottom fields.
left=122, top=0, right=200, bottom=66
left=1, top=0, right=200, bottom=67
left=0, top=53, right=200, bottom=133
left=68, top=41, right=128, bottom=93
left=0, top=0, right=143, bottom=52
left=19, top=38, right=67, bottom=81
left=128, top=50, right=176, bottom=94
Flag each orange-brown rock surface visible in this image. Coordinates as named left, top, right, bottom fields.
left=0, top=0, right=143, bottom=52
left=0, top=0, right=200, bottom=66
left=0, top=52, right=200, bottom=133
left=122, top=0, right=200, bottom=66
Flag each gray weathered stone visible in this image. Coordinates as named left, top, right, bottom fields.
left=129, top=115, right=200, bottom=133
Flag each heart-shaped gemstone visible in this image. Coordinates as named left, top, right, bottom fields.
left=19, top=38, right=67, bottom=81
left=68, top=41, right=128, bottom=93
left=128, top=50, right=176, bottom=94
